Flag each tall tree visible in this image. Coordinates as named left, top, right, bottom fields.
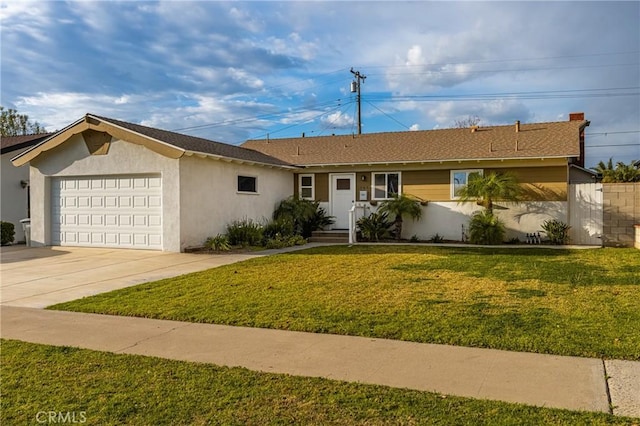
left=593, top=158, right=640, bottom=183
left=454, top=115, right=481, bottom=128
left=0, top=106, right=46, bottom=136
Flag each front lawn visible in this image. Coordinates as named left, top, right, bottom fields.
left=52, top=246, right=640, bottom=360
left=1, top=339, right=631, bottom=425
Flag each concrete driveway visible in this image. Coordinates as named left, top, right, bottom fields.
left=0, top=245, right=261, bottom=308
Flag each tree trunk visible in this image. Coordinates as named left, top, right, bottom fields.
left=395, top=218, right=403, bottom=240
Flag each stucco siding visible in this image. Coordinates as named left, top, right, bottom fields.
left=356, top=201, right=568, bottom=242
left=178, top=155, right=293, bottom=250
left=29, top=135, right=181, bottom=251
left=1, top=152, right=31, bottom=242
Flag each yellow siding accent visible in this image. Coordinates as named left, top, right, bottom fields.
left=401, top=165, right=567, bottom=202
left=489, top=166, right=567, bottom=201
left=315, top=173, right=329, bottom=202
left=356, top=172, right=370, bottom=200
left=403, top=170, right=450, bottom=201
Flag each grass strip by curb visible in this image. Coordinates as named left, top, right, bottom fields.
left=1, top=339, right=634, bottom=426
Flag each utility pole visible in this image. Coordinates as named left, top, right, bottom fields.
left=350, top=68, right=366, bottom=134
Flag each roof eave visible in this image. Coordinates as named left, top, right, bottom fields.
left=293, top=154, right=579, bottom=168
left=11, top=115, right=185, bottom=166
left=183, top=150, right=299, bottom=170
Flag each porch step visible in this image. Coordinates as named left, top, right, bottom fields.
left=309, top=230, right=349, bottom=244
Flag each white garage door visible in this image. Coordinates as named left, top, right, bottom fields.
left=52, top=175, right=163, bottom=249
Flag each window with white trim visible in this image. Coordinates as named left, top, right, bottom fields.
left=298, top=174, right=314, bottom=200
left=451, top=169, right=483, bottom=199
left=237, top=175, right=257, bottom=193
left=372, top=172, right=401, bottom=200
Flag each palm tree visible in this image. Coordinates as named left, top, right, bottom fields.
left=456, top=172, right=522, bottom=213
left=593, top=158, right=640, bottom=182
left=378, top=193, right=423, bottom=240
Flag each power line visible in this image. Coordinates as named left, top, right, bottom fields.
left=171, top=97, right=344, bottom=132
left=587, top=144, right=640, bottom=148
left=243, top=101, right=351, bottom=142
left=364, top=100, right=411, bottom=130
left=586, top=130, right=640, bottom=136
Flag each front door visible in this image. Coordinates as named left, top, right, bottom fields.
left=330, top=174, right=355, bottom=229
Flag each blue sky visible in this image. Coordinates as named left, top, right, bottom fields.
left=1, top=1, right=639, bottom=167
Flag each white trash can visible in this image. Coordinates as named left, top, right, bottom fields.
left=19, top=218, right=31, bottom=247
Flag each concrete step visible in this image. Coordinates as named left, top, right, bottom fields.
left=309, top=231, right=349, bottom=243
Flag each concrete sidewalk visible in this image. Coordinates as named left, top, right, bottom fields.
left=2, top=306, right=639, bottom=417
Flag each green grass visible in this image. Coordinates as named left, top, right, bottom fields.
left=1, top=339, right=633, bottom=425
left=52, top=246, right=640, bottom=360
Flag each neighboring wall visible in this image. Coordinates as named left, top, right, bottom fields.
left=602, top=183, right=640, bottom=247
left=1, top=152, right=30, bottom=242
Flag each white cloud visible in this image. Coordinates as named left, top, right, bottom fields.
left=321, top=111, right=354, bottom=129
left=227, top=68, right=264, bottom=90
left=0, top=1, right=637, bottom=164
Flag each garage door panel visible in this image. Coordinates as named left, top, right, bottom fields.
left=105, top=196, right=118, bottom=208
left=52, top=175, right=162, bottom=250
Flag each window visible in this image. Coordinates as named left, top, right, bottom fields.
left=451, top=169, right=483, bottom=199
left=372, top=172, right=400, bottom=200
left=299, top=174, right=314, bottom=199
left=237, top=175, right=257, bottom=193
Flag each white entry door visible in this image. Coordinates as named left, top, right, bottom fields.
left=51, top=175, right=163, bottom=250
left=330, top=174, right=355, bottom=229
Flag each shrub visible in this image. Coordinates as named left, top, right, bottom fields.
left=226, top=218, right=263, bottom=247
left=356, top=211, right=393, bottom=241
left=468, top=211, right=505, bottom=245
left=205, top=234, right=231, bottom=252
left=262, top=217, right=295, bottom=242
left=264, top=234, right=306, bottom=249
left=541, top=219, right=571, bottom=245
left=273, top=197, right=334, bottom=238
left=1, top=221, right=15, bottom=246
left=428, top=233, right=445, bottom=243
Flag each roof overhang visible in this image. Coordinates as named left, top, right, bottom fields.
left=182, top=151, right=300, bottom=170
left=11, top=114, right=185, bottom=167
left=293, top=154, right=579, bottom=168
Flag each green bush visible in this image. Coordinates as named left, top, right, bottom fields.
left=273, top=197, right=334, bottom=238
left=1, top=221, right=15, bottom=245
left=264, top=234, right=306, bottom=249
left=226, top=218, right=263, bottom=247
left=356, top=211, right=393, bottom=241
left=428, top=233, right=445, bottom=243
left=205, top=234, right=231, bottom=252
left=468, top=211, right=505, bottom=245
left=541, top=219, right=571, bottom=245
left=262, top=217, right=295, bottom=242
